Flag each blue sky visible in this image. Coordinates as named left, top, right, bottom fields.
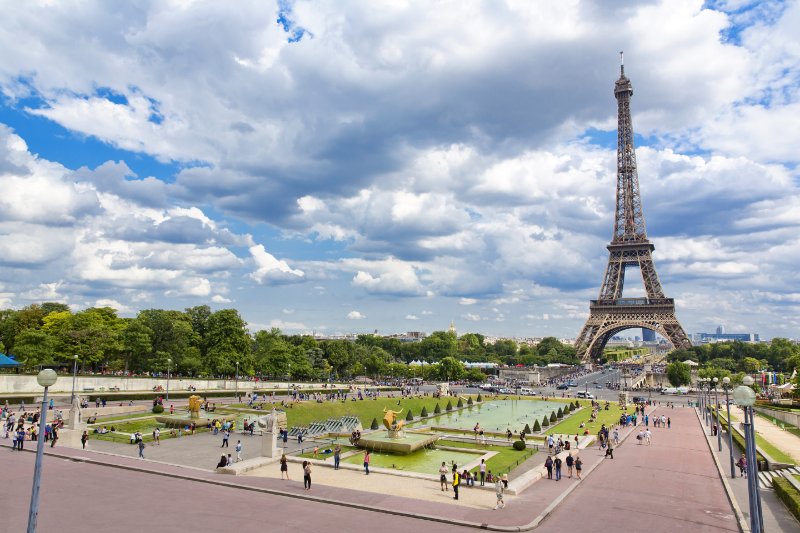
left=0, top=0, right=799, bottom=341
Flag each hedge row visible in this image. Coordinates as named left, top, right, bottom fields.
left=772, top=477, right=800, bottom=523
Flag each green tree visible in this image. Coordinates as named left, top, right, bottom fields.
left=205, top=309, right=251, bottom=376
left=119, top=318, right=153, bottom=373
left=13, top=330, right=57, bottom=370
left=438, top=356, right=466, bottom=381
left=666, top=361, right=691, bottom=386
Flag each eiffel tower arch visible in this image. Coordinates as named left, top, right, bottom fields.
left=575, top=54, right=691, bottom=361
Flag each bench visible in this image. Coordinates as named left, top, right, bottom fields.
left=82, top=388, right=95, bottom=392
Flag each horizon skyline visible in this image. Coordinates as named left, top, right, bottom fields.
left=1, top=1, right=799, bottom=341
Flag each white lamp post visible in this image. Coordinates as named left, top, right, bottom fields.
left=723, top=376, right=735, bottom=478
left=166, top=358, right=172, bottom=402
left=235, top=361, right=239, bottom=400
left=734, top=376, right=762, bottom=533
left=70, top=354, right=79, bottom=405
left=28, top=369, right=58, bottom=533
left=713, top=377, right=722, bottom=450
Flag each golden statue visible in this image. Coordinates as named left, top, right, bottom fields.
left=188, top=395, right=203, bottom=418
left=383, top=408, right=405, bottom=431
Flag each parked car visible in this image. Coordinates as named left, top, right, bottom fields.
left=556, top=384, right=569, bottom=390
left=576, top=391, right=595, bottom=399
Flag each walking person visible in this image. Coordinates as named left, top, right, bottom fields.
left=363, top=450, right=371, bottom=475
left=221, top=429, right=230, bottom=448
left=50, top=425, right=58, bottom=448
left=452, top=464, right=460, bottom=500
left=303, top=461, right=312, bottom=490
left=137, top=438, right=145, bottom=459
left=81, top=430, right=89, bottom=449
left=439, top=461, right=449, bottom=491
left=479, top=458, right=487, bottom=486
left=280, top=454, right=289, bottom=479
left=544, top=455, right=553, bottom=479
left=667, top=417, right=671, bottom=429
left=153, top=427, right=160, bottom=445
left=235, top=440, right=243, bottom=462
left=494, top=477, right=506, bottom=510
left=554, top=455, right=562, bottom=481
left=645, top=428, right=652, bottom=445
left=575, top=456, right=582, bottom=479
left=334, top=444, right=341, bottom=470
left=566, top=453, right=574, bottom=478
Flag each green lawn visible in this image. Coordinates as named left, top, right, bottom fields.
left=545, top=401, right=629, bottom=438
left=89, top=412, right=157, bottom=423
left=230, top=396, right=492, bottom=428
left=89, top=417, right=210, bottom=444
left=438, top=439, right=537, bottom=478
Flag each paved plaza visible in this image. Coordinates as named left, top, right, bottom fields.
left=1, top=402, right=775, bottom=532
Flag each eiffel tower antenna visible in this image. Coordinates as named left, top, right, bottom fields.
left=574, top=56, right=690, bottom=361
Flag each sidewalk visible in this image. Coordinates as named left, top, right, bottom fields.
left=535, top=406, right=739, bottom=533
left=703, top=417, right=800, bottom=532
left=727, top=405, right=800, bottom=464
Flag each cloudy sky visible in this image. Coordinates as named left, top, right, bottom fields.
left=1, top=0, right=798, bottom=340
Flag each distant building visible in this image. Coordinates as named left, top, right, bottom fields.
left=692, top=332, right=760, bottom=343
left=716, top=325, right=725, bottom=335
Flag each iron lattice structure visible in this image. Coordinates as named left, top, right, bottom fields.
left=575, top=58, right=691, bottom=361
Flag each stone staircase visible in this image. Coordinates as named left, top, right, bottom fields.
left=288, top=415, right=362, bottom=438
left=757, top=466, right=800, bottom=490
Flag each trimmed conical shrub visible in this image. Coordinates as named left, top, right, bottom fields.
left=550, top=411, right=557, bottom=423
left=421, top=406, right=429, bottom=417
left=406, top=410, right=414, bottom=421
left=467, top=397, right=474, bottom=405
left=457, top=398, right=464, bottom=408
left=557, top=407, right=564, bottom=418
left=542, top=416, right=550, bottom=427
left=524, top=423, right=531, bottom=434
left=445, top=400, right=453, bottom=411
left=533, top=419, right=541, bottom=432
left=476, top=393, right=483, bottom=402
left=434, top=403, right=441, bottom=414
left=370, top=418, right=379, bottom=430
left=564, top=403, right=571, bottom=413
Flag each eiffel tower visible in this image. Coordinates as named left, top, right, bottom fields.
left=575, top=54, right=691, bottom=361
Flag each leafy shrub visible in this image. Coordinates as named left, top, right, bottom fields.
left=773, top=477, right=800, bottom=522
left=542, top=416, right=550, bottom=427
left=524, top=423, right=531, bottom=434
left=550, top=411, right=557, bottom=422
left=557, top=407, right=564, bottom=418
left=445, top=400, right=453, bottom=411
left=152, top=404, right=164, bottom=414
left=420, top=406, right=429, bottom=417
left=370, top=418, right=379, bottom=430
left=513, top=440, right=526, bottom=451
left=533, top=419, right=541, bottom=432
left=406, top=410, right=414, bottom=421
left=434, top=403, right=441, bottom=414
left=457, top=398, right=464, bottom=408
left=476, top=393, right=483, bottom=402
left=467, top=397, right=474, bottom=405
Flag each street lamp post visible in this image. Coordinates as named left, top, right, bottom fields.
left=734, top=376, right=763, bottom=533
left=703, top=379, right=711, bottom=427
left=166, top=358, right=171, bottom=402
left=235, top=361, right=239, bottom=401
left=70, top=354, right=79, bottom=405
left=27, top=369, right=58, bottom=533
left=723, top=377, right=735, bottom=478
left=713, top=377, right=722, bottom=451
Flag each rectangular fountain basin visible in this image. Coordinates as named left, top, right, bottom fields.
left=357, top=431, right=439, bottom=454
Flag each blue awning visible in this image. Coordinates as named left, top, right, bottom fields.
left=0, top=354, right=21, bottom=367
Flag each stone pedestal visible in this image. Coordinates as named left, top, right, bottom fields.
left=387, top=428, right=405, bottom=439
left=261, top=430, right=279, bottom=458
left=618, top=391, right=629, bottom=409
